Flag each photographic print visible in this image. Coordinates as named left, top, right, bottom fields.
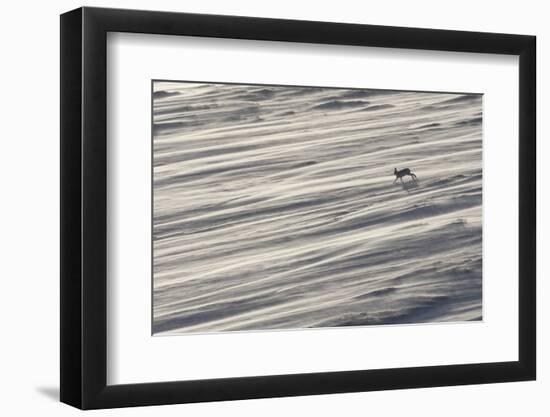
left=152, top=80, right=482, bottom=335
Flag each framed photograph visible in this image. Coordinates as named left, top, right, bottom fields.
left=60, top=6, right=536, bottom=409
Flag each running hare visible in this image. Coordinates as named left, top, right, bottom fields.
left=394, top=168, right=418, bottom=183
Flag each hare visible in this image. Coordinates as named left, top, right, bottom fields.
left=394, top=167, right=418, bottom=183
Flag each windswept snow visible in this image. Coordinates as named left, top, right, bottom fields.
left=152, top=81, right=482, bottom=335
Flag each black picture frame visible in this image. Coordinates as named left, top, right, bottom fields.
left=60, top=6, right=536, bottom=410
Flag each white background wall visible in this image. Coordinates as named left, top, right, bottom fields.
left=0, top=0, right=545, bottom=415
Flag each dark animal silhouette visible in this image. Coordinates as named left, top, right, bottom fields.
left=394, top=167, right=418, bottom=183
